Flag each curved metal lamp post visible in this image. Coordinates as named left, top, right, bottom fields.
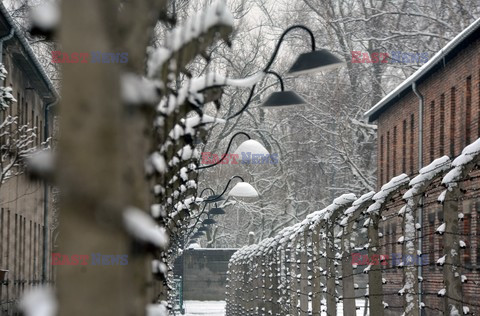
left=227, top=70, right=306, bottom=119
left=227, top=25, right=344, bottom=119
left=204, top=175, right=259, bottom=202
left=186, top=176, right=259, bottom=242
left=195, top=132, right=269, bottom=171
left=264, top=24, right=345, bottom=75
left=261, top=71, right=306, bottom=108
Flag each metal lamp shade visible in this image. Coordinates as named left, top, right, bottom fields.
left=262, top=91, right=306, bottom=108
left=288, top=49, right=345, bottom=76
left=208, top=207, right=226, bottom=215
left=202, top=218, right=217, bottom=225
left=198, top=226, right=208, bottom=232
left=228, top=182, right=259, bottom=198
left=233, top=140, right=270, bottom=164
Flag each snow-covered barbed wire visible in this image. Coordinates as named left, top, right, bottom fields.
left=226, top=137, right=480, bottom=315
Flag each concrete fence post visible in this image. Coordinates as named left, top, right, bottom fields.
left=311, top=225, right=322, bottom=315
left=366, top=174, right=410, bottom=316
left=341, top=192, right=375, bottom=316
left=439, top=141, right=480, bottom=314
left=401, top=156, right=451, bottom=315
left=300, top=231, right=309, bottom=314
left=290, top=239, right=299, bottom=316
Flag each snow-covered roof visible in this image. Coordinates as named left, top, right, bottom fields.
left=0, top=2, right=58, bottom=103
left=365, top=17, right=480, bottom=122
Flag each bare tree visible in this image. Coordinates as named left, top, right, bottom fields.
left=0, top=64, right=38, bottom=185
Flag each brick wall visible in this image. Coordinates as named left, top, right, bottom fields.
left=0, top=45, right=55, bottom=315
left=375, top=33, right=480, bottom=314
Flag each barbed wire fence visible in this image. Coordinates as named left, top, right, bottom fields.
left=226, top=138, right=480, bottom=316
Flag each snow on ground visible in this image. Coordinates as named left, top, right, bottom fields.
left=182, top=299, right=368, bottom=315
left=330, top=299, right=368, bottom=315
left=183, top=301, right=225, bottom=316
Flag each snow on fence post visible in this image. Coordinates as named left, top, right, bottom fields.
left=234, top=260, right=241, bottom=315
left=264, top=252, right=272, bottom=315
left=228, top=245, right=257, bottom=315
left=225, top=261, right=234, bottom=315
left=233, top=248, right=245, bottom=315
left=306, top=230, right=315, bottom=312
left=324, top=194, right=357, bottom=316
left=238, top=251, right=248, bottom=315
left=311, top=224, right=323, bottom=315
left=290, top=233, right=300, bottom=316
left=340, top=192, right=376, bottom=316
left=366, top=174, right=410, bottom=316
left=439, top=139, right=480, bottom=314
left=262, top=240, right=274, bottom=315
left=253, top=251, right=261, bottom=314
left=146, top=0, right=240, bottom=303
left=401, top=156, right=451, bottom=315
left=243, top=251, right=251, bottom=314
left=247, top=249, right=255, bottom=314
left=325, top=216, right=337, bottom=315
left=284, top=244, right=293, bottom=314
left=277, top=225, right=296, bottom=315
left=254, top=254, right=262, bottom=314
left=299, top=230, right=309, bottom=314
left=270, top=249, right=280, bottom=316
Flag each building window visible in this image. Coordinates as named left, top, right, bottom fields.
left=0, top=208, right=3, bottom=267
left=402, top=120, right=407, bottom=173
left=393, top=126, right=397, bottom=175
left=29, top=220, right=32, bottom=283
left=380, top=135, right=384, bottom=184
left=391, top=224, right=396, bottom=270
left=378, top=226, right=385, bottom=270
left=463, top=213, right=471, bottom=266
left=34, top=223, right=37, bottom=276
left=450, top=87, right=456, bottom=157
left=14, top=214, right=17, bottom=286
left=385, top=224, right=391, bottom=270
left=36, top=115, right=39, bottom=146
left=40, top=120, right=43, bottom=143
left=466, top=76, right=472, bottom=145
left=410, top=114, right=415, bottom=175
left=478, top=68, right=480, bottom=139
left=428, top=211, right=435, bottom=269
left=19, top=218, right=22, bottom=289
left=39, top=225, right=44, bottom=277
left=24, top=102, right=28, bottom=127
left=23, top=217, right=26, bottom=287
left=386, top=131, right=390, bottom=181
left=14, top=92, right=19, bottom=125
left=21, top=96, right=25, bottom=126
left=439, top=94, right=445, bottom=156
left=476, top=201, right=480, bottom=266
left=6, top=210, right=10, bottom=270
left=437, top=209, right=444, bottom=268
left=430, top=100, right=435, bottom=162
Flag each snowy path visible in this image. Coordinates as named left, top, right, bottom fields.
left=184, top=301, right=226, bottom=316
left=182, top=300, right=368, bottom=315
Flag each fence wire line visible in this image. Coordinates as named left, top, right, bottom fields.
left=225, top=143, right=480, bottom=315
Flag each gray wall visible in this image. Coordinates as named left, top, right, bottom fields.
left=177, top=248, right=237, bottom=301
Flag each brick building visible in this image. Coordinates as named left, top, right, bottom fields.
left=365, top=17, right=480, bottom=314
left=0, top=3, right=58, bottom=315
